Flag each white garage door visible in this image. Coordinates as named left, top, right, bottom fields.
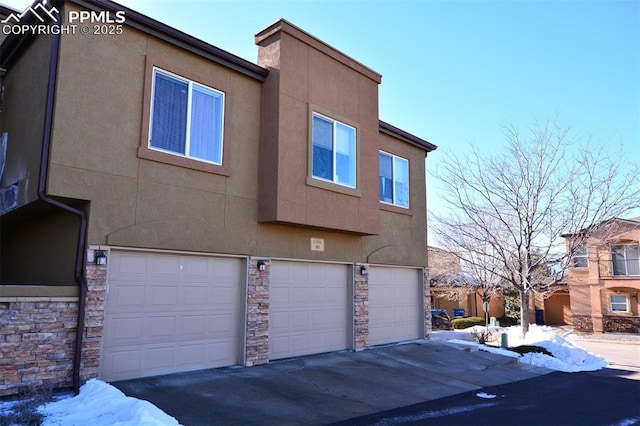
left=369, top=266, right=422, bottom=346
left=101, top=251, right=243, bottom=381
left=269, top=261, right=349, bottom=360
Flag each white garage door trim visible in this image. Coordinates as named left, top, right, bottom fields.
left=101, top=250, right=245, bottom=381
left=368, top=265, right=423, bottom=346
left=269, top=260, right=351, bottom=360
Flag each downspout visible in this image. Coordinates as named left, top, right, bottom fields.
left=38, top=16, right=88, bottom=396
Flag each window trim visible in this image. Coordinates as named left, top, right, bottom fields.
left=306, top=105, right=361, bottom=197
left=378, top=150, right=410, bottom=209
left=609, top=294, right=629, bottom=313
left=149, top=67, right=225, bottom=166
left=138, top=57, right=231, bottom=176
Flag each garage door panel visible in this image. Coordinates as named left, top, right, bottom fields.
left=112, top=286, right=146, bottom=309
left=210, top=286, right=235, bottom=304
left=146, top=346, right=174, bottom=371
left=102, top=251, right=242, bottom=381
left=183, top=257, right=209, bottom=277
left=177, top=343, right=206, bottom=367
left=108, top=350, right=142, bottom=377
left=151, top=286, right=179, bottom=306
left=147, top=316, right=176, bottom=338
left=150, top=255, right=181, bottom=279
left=269, top=261, right=348, bottom=360
left=209, top=313, right=235, bottom=334
left=183, top=286, right=207, bottom=305
left=110, top=316, right=144, bottom=341
left=369, top=267, right=422, bottom=346
left=112, top=252, right=148, bottom=278
left=180, top=315, right=206, bottom=335
left=291, top=287, right=308, bottom=302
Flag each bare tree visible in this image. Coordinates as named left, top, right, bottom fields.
left=431, top=118, right=640, bottom=335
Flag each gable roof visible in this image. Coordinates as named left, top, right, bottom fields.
left=562, top=216, right=640, bottom=238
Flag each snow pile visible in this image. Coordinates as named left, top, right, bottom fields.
left=444, top=324, right=607, bottom=372
left=38, top=379, right=180, bottom=426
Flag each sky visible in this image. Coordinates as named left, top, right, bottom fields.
left=0, top=325, right=611, bottom=425
left=2, top=0, right=639, bottom=241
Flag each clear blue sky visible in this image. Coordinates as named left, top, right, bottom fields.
left=4, top=0, right=639, bottom=239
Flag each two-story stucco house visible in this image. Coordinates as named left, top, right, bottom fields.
left=0, top=0, right=436, bottom=395
left=564, top=217, right=640, bottom=334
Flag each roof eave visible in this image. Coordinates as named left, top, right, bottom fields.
left=379, top=120, right=437, bottom=152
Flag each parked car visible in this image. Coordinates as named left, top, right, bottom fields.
left=431, top=309, right=453, bottom=330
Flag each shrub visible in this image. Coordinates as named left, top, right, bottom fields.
left=497, top=316, right=519, bottom=327
left=508, top=345, right=553, bottom=357
left=452, top=316, right=486, bottom=329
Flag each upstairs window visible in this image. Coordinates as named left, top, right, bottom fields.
left=149, top=68, right=224, bottom=165
left=610, top=294, right=628, bottom=312
left=312, top=113, right=356, bottom=188
left=379, top=151, right=409, bottom=208
left=572, top=244, right=588, bottom=269
left=611, top=244, right=640, bottom=276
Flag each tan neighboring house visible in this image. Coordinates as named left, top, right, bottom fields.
left=428, top=247, right=505, bottom=319
left=0, top=1, right=437, bottom=395
left=564, top=217, right=640, bottom=334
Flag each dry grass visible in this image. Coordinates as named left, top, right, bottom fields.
left=0, top=387, right=56, bottom=426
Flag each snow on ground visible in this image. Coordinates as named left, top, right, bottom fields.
left=0, top=325, right=606, bottom=425
left=0, top=379, right=180, bottom=426
left=442, top=324, right=608, bottom=372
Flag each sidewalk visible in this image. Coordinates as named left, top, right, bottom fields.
left=113, top=340, right=552, bottom=426
left=550, top=325, right=640, bottom=343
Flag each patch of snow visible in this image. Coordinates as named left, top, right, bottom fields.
left=475, top=392, right=497, bottom=399
left=38, top=379, right=180, bottom=426
left=446, top=324, right=608, bottom=372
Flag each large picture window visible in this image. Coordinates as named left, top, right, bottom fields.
left=379, top=151, right=409, bottom=208
left=312, top=113, right=356, bottom=188
left=149, top=68, right=224, bottom=165
left=611, top=244, right=640, bottom=276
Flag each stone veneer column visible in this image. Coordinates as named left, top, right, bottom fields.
left=353, top=264, right=369, bottom=350
left=82, top=247, right=108, bottom=380
left=423, top=267, right=432, bottom=338
left=245, top=258, right=270, bottom=366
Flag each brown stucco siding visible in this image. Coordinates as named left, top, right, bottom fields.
left=256, top=20, right=382, bottom=235
left=0, top=34, right=51, bottom=208
left=47, top=14, right=263, bottom=252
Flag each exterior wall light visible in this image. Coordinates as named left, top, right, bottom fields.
left=257, top=260, right=266, bottom=271
left=95, top=250, right=107, bottom=265
left=360, top=265, right=368, bottom=276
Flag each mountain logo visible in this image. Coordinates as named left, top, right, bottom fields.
left=1, top=1, right=59, bottom=24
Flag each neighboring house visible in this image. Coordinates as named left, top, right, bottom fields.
left=0, top=1, right=437, bottom=395
left=427, top=247, right=505, bottom=319
left=528, top=278, right=572, bottom=326
left=564, top=217, right=640, bottom=334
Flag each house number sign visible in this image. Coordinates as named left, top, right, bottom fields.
left=310, top=238, right=325, bottom=252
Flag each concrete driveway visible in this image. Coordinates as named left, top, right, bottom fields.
left=112, top=340, right=551, bottom=425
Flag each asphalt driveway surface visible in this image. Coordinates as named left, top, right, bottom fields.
left=113, top=341, right=551, bottom=425
left=335, top=368, right=640, bottom=425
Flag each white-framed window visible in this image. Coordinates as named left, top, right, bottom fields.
left=611, top=243, right=640, bottom=276
left=572, top=244, right=588, bottom=269
left=379, top=151, right=409, bottom=208
left=149, top=67, right=224, bottom=165
left=311, top=112, right=356, bottom=188
left=610, top=294, right=628, bottom=312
